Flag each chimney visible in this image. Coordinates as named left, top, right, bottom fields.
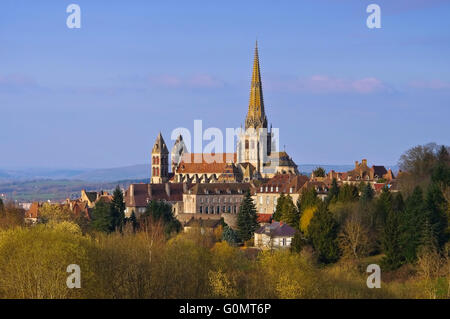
left=165, top=183, right=171, bottom=198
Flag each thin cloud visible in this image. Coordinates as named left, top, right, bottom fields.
left=0, top=74, right=37, bottom=91
left=266, top=75, right=389, bottom=94
left=409, top=80, right=450, bottom=90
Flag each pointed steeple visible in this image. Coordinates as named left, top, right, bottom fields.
left=245, top=41, right=268, bottom=130
left=152, top=132, right=168, bottom=154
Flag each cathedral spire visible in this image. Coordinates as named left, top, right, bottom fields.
left=245, top=41, right=267, bottom=130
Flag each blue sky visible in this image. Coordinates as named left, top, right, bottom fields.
left=0, top=0, right=449, bottom=169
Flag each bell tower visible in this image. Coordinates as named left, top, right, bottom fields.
left=238, top=41, right=272, bottom=176
left=151, top=132, right=169, bottom=183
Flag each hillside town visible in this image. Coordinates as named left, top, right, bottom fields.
left=20, top=44, right=398, bottom=250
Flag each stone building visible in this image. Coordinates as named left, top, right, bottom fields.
left=252, top=174, right=309, bottom=215
left=179, top=183, right=251, bottom=228
left=124, top=182, right=186, bottom=218
left=254, top=221, right=296, bottom=250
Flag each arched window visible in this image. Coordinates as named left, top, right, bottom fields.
left=156, top=167, right=159, bottom=176
left=245, top=140, right=249, bottom=150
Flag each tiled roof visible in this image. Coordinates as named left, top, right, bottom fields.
left=257, top=213, right=272, bottom=223
left=254, top=174, right=309, bottom=194
left=188, top=183, right=251, bottom=195
left=124, top=183, right=185, bottom=207
left=372, top=165, right=388, bottom=178
left=176, top=153, right=237, bottom=174
left=255, top=221, right=296, bottom=237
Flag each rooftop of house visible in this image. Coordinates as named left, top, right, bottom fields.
left=254, top=173, right=309, bottom=194
left=187, top=183, right=251, bottom=195
left=124, top=183, right=186, bottom=207
left=255, top=221, right=296, bottom=237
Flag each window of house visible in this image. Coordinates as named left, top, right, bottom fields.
left=259, top=196, right=263, bottom=204
left=199, top=206, right=203, bottom=213
left=276, top=186, right=279, bottom=192
left=205, top=207, right=209, bottom=214
left=289, top=187, right=293, bottom=193
left=282, top=238, right=286, bottom=246
left=216, top=206, right=220, bottom=214
left=245, top=140, right=249, bottom=150
left=270, top=186, right=273, bottom=192
left=266, top=197, right=270, bottom=204
left=227, top=206, right=231, bottom=213
left=260, top=186, right=263, bottom=192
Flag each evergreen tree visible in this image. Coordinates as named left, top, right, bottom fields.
left=381, top=205, right=404, bottom=270
left=110, top=186, right=125, bottom=232
left=272, top=193, right=285, bottom=222
left=90, top=201, right=113, bottom=233
left=307, top=203, right=340, bottom=263
left=373, top=186, right=393, bottom=229
left=236, top=190, right=259, bottom=242
left=222, top=225, right=239, bottom=245
left=326, top=178, right=340, bottom=204
left=299, top=187, right=320, bottom=212
left=290, top=230, right=307, bottom=253
left=280, top=194, right=300, bottom=228
left=425, top=183, right=448, bottom=249
left=401, top=186, right=427, bottom=262
left=143, top=200, right=181, bottom=236
left=337, top=184, right=359, bottom=203
left=129, top=210, right=138, bottom=232
left=360, top=183, right=375, bottom=204
left=313, top=167, right=326, bottom=178
left=392, top=192, right=405, bottom=213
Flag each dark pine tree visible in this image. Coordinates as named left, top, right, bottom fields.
left=326, top=178, right=340, bottom=204
left=272, top=193, right=285, bottom=222
left=425, top=183, right=448, bottom=249
left=129, top=210, right=138, bottom=232
left=401, top=186, right=427, bottom=263
left=280, top=194, right=300, bottom=229
left=381, top=203, right=404, bottom=270
left=307, top=203, right=340, bottom=264
left=90, top=200, right=113, bottom=233
left=236, top=190, right=259, bottom=242
left=110, top=185, right=126, bottom=232
left=360, top=183, right=375, bottom=204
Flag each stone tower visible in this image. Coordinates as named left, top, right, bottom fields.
left=151, top=132, right=169, bottom=184
left=245, top=41, right=268, bottom=130
left=171, top=134, right=187, bottom=173
left=237, top=42, right=272, bottom=176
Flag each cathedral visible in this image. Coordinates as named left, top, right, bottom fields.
left=150, top=42, right=298, bottom=184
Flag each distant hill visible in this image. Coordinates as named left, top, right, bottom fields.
left=72, top=164, right=149, bottom=182
left=0, top=178, right=148, bottom=202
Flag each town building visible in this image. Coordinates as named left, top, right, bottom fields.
left=252, top=174, right=309, bottom=215
left=124, top=182, right=186, bottom=218
left=254, top=221, right=296, bottom=249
